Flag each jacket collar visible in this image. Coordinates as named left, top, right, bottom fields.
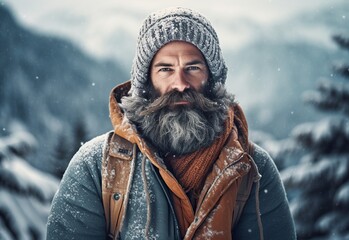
left=109, top=81, right=138, bottom=144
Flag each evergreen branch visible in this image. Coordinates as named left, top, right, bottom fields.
left=290, top=118, right=349, bottom=154
left=303, top=80, right=349, bottom=115
left=333, top=35, right=349, bottom=51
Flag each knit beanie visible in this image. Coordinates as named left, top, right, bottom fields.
left=130, top=7, right=228, bottom=97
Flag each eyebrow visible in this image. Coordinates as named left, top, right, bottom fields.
left=186, top=60, right=206, bottom=66
left=153, top=60, right=206, bottom=68
left=153, top=62, right=173, bottom=68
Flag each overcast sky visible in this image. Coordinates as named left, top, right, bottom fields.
left=3, top=0, right=347, bottom=62
left=6, top=0, right=346, bottom=24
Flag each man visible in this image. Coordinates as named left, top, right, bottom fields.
left=47, top=7, right=296, bottom=239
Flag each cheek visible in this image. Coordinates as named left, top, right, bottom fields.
left=193, top=78, right=208, bottom=92
left=151, top=79, right=168, bottom=96
left=156, top=88, right=167, bottom=96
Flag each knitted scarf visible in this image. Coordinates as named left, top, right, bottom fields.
left=165, top=111, right=233, bottom=199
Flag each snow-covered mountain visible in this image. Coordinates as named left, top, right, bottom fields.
left=0, top=5, right=127, bottom=173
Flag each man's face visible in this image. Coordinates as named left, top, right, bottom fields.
left=150, top=41, right=209, bottom=103
left=135, top=41, right=223, bottom=155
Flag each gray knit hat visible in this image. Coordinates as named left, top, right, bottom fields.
left=130, top=7, right=228, bottom=97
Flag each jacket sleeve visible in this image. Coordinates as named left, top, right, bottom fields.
left=233, top=144, right=296, bottom=239
left=46, top=134, right=107, bottom=240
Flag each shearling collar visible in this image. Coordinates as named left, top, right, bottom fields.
left=109, top=81, right=138, bottom=144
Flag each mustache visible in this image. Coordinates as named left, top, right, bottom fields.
left=140, top=89, right=218, bottom=116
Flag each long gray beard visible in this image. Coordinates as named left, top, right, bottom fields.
left=142, top=105, right=222, bottom=155
left=120, top=84, right=234, bottom=155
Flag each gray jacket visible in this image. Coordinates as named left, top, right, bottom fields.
left=46, top=133, right=296, bottom=239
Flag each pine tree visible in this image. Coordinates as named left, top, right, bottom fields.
left=52, top=132, right=73, bottom=179
left=281, top=35, right=349, bottom=239
left=51, top=117, right=89, bottom=179
left=0, top=123, right=59, bottom=239
left=72, top=116, right=88, bottom=155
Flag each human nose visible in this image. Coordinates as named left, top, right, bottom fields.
left=172, top=70, right=190, bottom=92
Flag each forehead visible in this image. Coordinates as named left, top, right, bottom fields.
left=152, top=41, right=206, bottom=62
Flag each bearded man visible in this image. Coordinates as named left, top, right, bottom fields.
left=47, top=7, right=296, bottom=240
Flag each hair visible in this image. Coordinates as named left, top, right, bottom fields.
left=120, top=83, right=234, bottom=155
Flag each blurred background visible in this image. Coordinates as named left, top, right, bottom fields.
left=0, top=0, right=348, bottom=239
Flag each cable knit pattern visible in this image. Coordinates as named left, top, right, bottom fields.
left=130, top=7, right=228, bottom=96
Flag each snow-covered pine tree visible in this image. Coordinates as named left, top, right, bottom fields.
left=0, top=122, right=59, bottom=240
left=281, top=34, right=349, bottom=240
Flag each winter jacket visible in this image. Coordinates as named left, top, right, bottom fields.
left=46, top=82, right=296, bottom=239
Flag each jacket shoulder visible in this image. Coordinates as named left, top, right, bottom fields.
left=234, top=142, right=296, bottom=239
left=47, top=132, right=113, bottom=239
left=70, top=132, right=112, bottom=167
left=249, top=142, right=274, bottom=174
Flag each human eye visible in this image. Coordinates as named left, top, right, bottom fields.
left=159, top=67, right=172, bottom=72
left=186, top=66, right=200, bottom=71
